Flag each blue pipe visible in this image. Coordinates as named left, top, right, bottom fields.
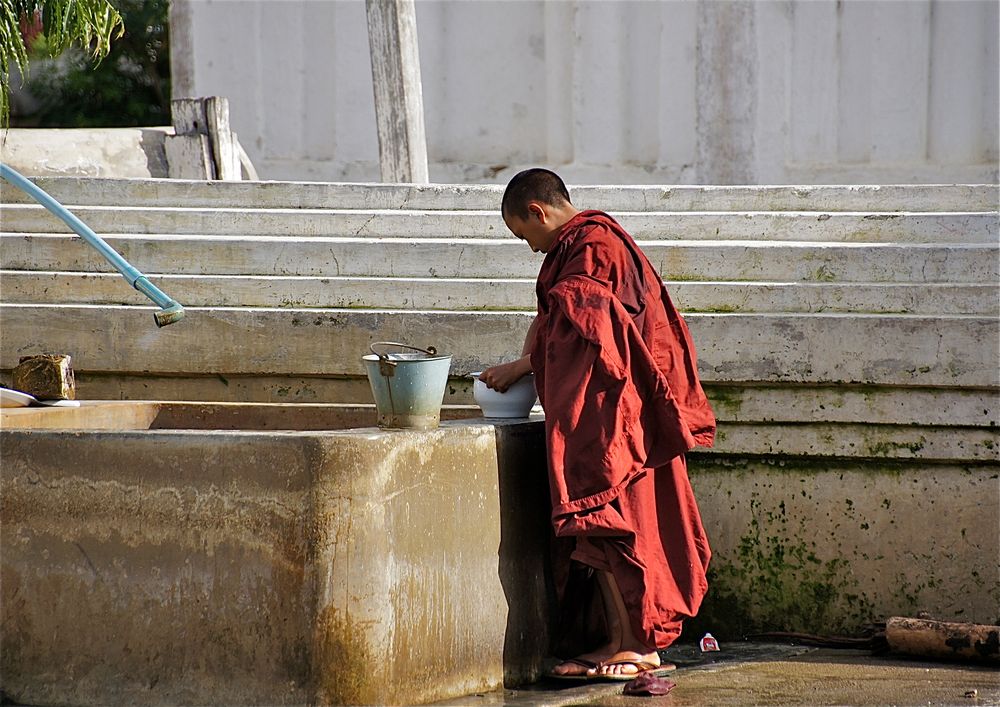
left=1, top=164, right=185, bottom=327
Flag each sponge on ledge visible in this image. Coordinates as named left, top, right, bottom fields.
left=11, top=353, right=76, bottom=401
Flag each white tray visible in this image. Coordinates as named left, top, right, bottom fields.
left=1, top=388, right=36, bottom=408
left=0, top=388, right=81, bottom=408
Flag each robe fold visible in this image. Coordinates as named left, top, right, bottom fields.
left=529, top=210, right=715, bottom=649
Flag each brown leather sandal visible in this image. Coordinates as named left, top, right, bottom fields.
left=592, top=659, right=677, bottom=682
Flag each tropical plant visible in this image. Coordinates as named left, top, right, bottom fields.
left=0, top=0, right=124, bottom=124
left=24, top=0, right=170, bottom=127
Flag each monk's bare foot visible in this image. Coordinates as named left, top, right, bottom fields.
left=550, top=644, right=619, bottom=677
left=589, top=649, right=673, bottom=678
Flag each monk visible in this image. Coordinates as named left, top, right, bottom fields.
left=480, top=168, right=715, bottom=680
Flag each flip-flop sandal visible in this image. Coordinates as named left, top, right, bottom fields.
left=545, top=657, right=600, bottom=681
left=591, top=659, right=676, bottom=682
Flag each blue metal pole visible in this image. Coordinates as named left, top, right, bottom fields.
left=1, top=164, right=184, bottom=327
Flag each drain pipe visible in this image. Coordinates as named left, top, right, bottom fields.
left=1, top=164, right=185, bottom=327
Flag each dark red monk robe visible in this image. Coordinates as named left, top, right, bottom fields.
left=529, top=210, right=715, bottom=649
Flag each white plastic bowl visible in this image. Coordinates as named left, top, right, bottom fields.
left=470, top=372, right=538, bottom=418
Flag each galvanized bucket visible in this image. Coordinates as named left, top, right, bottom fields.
left=362, top=342, right=453, bottom=430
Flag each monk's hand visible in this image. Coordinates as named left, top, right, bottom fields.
left=480, top=359, right=529, bottom=393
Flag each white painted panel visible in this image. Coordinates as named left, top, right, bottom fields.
left=695, top=0, right=757, bottom=183
left=572, top=1, right=625, bottom=166
left=980, top=0, right=1000, bottom=164
left=418, top=1, right=449, bottom=164
left=545, top=1, right=575, bottom=165
left=622, top=2, right=660, bottom=165
left=176, top=0, right=996, bottom=183
left=837, top=0, right=873, bottom=164
left=423, top=1, right=545, bottom=165
left=331, top=0, right=376, bottom=166
left=188, top=1, right=262, bottom=159
left=928, top=0, right=989, bottom=163
left=870, top=0, right=931, bottom=164
left=259, top=2, right=304, bottom=160
left=301, top=3, right=338, bottom=161
left=789, top=1, right=838, bottom=163
left=753, top=0, right=792, bottom=183
left=658, top=0, right=698, bottom=170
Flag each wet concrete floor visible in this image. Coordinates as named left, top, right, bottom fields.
left=431, top=642, right=999, bottom=707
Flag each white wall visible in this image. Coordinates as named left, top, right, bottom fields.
left=170, top=0, right=999, bottom=184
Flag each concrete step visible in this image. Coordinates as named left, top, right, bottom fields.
left=4, top=204, right=995, bottom=243
left=2, top=305, right=995, bottom=388
left=5, top=177, right=998, bottom=212
left=4, top=235, right=995, bottom=283
left=708, top=422, right=999, bottom=462
left=704, top=384, right=997, bottom=428
left=3, top=272, right=996, bottom=316
left=2, top=389, right=991, bottom=430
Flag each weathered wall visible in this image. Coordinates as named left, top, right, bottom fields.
left=0, top=128, right=171, bottom=178
left=169, top=0, right=998, bottom=183
left=0, top=416, right=553, bottom=706
left=687, top=458, right=1000, bottom=637
left=1, top=430, right=319, bottom=705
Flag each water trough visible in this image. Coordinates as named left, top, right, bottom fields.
left=1, top=402, right=554, bottom=706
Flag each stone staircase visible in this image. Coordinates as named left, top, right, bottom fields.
left=2, top=180, right=996, bottom=432
left=2, top=181, right=997, bottom=451
left=2, top=177, right=999, bottom=628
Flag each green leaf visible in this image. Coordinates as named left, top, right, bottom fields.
left=0, top=0, right=124, bottom=124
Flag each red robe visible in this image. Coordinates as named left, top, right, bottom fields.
left=530, top=210, right=715, bottom=649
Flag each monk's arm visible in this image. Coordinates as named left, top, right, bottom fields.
left=479, top=314, right=539, bottom=391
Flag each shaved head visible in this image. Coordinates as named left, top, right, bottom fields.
left=501, top=168, right=572, bottom=220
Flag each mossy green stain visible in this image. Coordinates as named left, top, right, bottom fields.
left=693, top=495, right=875, bottom=637
left=687, top=455, right=917, bottom=478
left=704, top=385, right=745, bottom=415
left=868, top=437, right=926, bottom=457
left=807, top=265, right=837, bottom=282
left=688, top=304, right=744, bottom=313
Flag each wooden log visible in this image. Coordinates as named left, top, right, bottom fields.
left=11, top=354, right=76, bottom=401
left=365, top=0, right=429, bottom=183
left=171, top=96, right=209, bottom=135
left=165, top=133, right=215, bottom=179
left=167, top=97, right=241, bottom=180
left=167, top=98, right=215, bottom=179
left=885, top=616, right=1000, bottom=665
left=205, top=97, right=240, bottom=181
left=233, top=132, right=259, bottom=180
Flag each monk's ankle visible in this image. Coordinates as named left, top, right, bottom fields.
left=616, top=643, right=658, bottom=661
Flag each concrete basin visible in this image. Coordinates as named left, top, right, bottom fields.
left=1, top=402, right=553, bottom=706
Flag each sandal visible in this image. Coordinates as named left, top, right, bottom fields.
left=592, top=659, right=676, bottom=682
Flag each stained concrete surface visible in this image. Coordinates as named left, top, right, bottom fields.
left=0, top=417, right=554, bottom=705
left=431, top=643, right=1000, bottom=707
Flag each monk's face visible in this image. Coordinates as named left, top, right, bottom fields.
left=503, top=203, right=560, bottom=253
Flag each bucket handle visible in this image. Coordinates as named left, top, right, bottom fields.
left=370, top=342, right=438, bottom=363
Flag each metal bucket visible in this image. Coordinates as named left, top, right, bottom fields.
left=363, top=342, right=453, bottom=430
